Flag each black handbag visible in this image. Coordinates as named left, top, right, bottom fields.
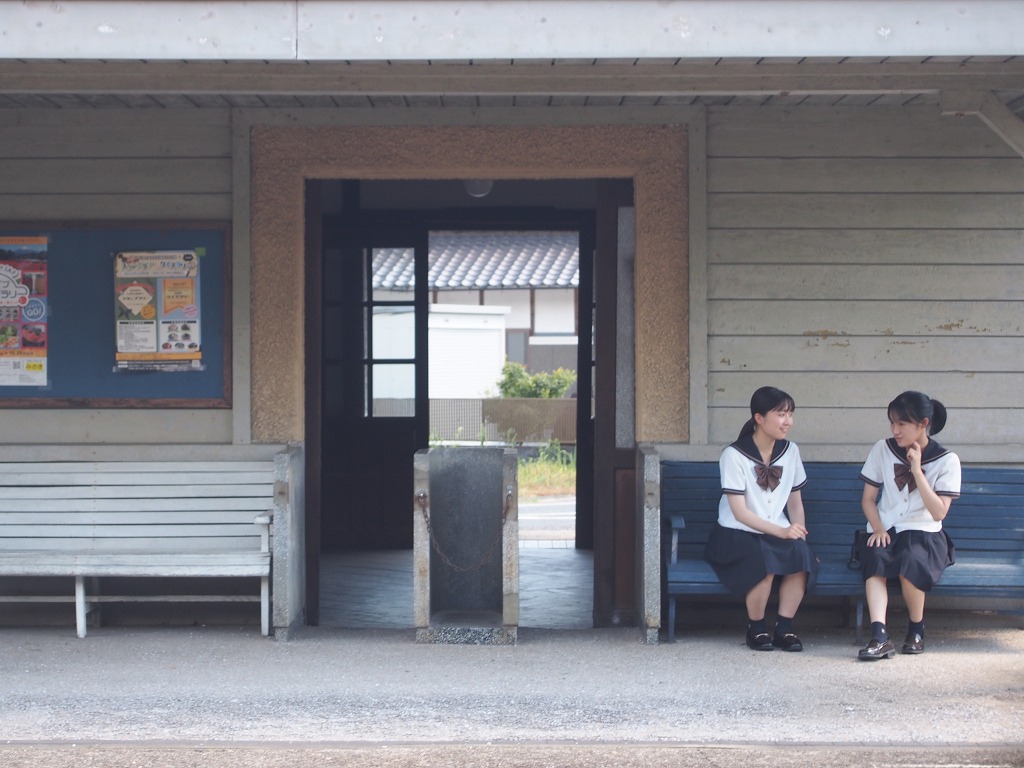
left=847, top=529, right=869, bottom=570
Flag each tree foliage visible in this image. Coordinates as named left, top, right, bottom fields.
left=497, top=361, right=576, bottom=399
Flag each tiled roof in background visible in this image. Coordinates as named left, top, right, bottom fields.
left=372, top=231, right=579, bottom=291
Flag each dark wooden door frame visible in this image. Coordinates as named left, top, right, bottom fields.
left=303, top=180, right=324, bottom=625
left=592, top=179, right=636, bottom=628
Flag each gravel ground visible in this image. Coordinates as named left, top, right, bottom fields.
left=2, top=610, right=1022, bottom=748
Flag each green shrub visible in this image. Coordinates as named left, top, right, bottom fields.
left=497, top=361, right=576, bottom=399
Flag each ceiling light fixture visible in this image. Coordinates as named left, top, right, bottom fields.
left=463, top=179, right=494, bottom=198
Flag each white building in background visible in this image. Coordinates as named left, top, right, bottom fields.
left=428, top=304, right=509, bottom=399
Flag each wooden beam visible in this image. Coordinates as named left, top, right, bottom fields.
left=3, top=59, right=1024, bottom=97
left=943, top=90, right=1024, bottom=159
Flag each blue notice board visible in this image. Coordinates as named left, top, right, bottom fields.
left=0, top=222, right=229, bottom=407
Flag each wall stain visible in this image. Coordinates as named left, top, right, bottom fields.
left=803, top=329, right=846, bottom=339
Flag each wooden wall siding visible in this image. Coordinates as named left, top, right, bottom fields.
left=0, top=109, right=232, bottom=220
left=709, top=107, right=1021, bottom=158
left=704, top=106, right=1024, bottom=455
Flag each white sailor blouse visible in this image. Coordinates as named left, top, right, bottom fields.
left=718, top=436, right=808, bottom=534
left=860, top=437, right=961, bottom=533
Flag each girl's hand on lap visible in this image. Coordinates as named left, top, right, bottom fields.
left=867, top=530, right=890, bottom=547
left=782, top=524, right=807, bottom=540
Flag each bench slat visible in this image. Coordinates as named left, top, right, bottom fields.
left=0, top=552, right=270, bottom=578
left=0, top=498, right=274, bottom=513
left=0, top=510, right=273, bottom=526
left=0, top=471, right=274, bottom=486
left=0, top=564, right=269, bottom=577
left=1, top=522, right=267, bottom=537
left=0, top=537, right=267, bottom=553
left=0, top=484, right=275, bottom=500
left=0, top=461, right=274, bottom=473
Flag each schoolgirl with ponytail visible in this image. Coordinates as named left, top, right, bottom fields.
left=704, top=386, right=818, bottom=652
left=856, top=391, right=961, bottom=660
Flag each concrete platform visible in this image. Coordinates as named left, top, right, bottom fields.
left=0, top=609, right=1021, bottom=746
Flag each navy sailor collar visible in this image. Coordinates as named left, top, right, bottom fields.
left=885, top=437, right=950, bottom=466
left=730, top=435, right=791, bottom=466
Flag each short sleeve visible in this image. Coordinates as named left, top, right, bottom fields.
left=859, top=440, right=885, bottom=487
left=789, top=443, right=808, bottom=491
left=933, top=453, right=962, bottom=497
left=719, top=447, right=749, bottom=495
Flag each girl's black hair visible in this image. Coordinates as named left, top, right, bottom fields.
left=887, top=390, right=947, bottom=435
left=738, top=386, right=796, bottom=440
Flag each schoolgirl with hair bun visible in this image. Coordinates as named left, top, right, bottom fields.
left=703, top=386, right=818, bottom=652
left=856, top=391, right=960, bottom=660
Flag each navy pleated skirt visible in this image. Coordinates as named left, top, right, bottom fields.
left=704, top=523, right=819, bottom=598
left=859, top=528, right=955, bottom=591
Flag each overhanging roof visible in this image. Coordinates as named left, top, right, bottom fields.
left=2, top=4, right=1023, bottom=154
left=2, top=58, right=1023, bottom=114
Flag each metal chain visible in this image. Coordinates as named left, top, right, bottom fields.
left=416, top=487, right=513, bottom=573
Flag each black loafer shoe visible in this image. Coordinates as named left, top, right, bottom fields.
left=858, top=638, right=896, bottom=660
left=745, top=631, right=774, bottom=651
left=901, top=633, right=924, bottom=654
left=772, top=632, right=803, bottom=652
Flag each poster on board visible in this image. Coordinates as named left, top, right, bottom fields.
left=114, top=250, right=203, bottom=371
left=0, top=236, right=49, bottom=387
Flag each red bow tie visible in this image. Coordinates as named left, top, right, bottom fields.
left=894, top=463, right=917, bottom=493
left=755, top=464, right=783, bottom=491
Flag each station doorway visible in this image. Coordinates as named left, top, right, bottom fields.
left=306, top=179, right=605, bottom=628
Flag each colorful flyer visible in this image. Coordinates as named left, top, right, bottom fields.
left=115, top=251, right=203, bottom=371
left=0, top=236, right=49, bottom=386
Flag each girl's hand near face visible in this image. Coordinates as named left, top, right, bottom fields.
left=907, top=441, right=923, bottom=474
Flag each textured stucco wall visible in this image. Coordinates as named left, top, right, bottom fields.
left=250, top=124, right=687, bottom=443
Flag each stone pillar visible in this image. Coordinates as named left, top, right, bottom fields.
left=413, top=446, right=518, bottom=644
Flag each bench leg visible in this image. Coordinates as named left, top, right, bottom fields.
left=667, top=596, right=677, bottom=643
left=74, top=576, right=87, bottom=639
left=260, top=575, right=270, bottom=637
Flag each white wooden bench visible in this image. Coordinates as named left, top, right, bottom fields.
left=0, top=460, right=275, bottom=637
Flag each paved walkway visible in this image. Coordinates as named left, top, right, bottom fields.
left=1, top=609, right=1022, bottom=749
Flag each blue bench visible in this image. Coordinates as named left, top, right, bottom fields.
left=662, top=461, right=1024, bottom=643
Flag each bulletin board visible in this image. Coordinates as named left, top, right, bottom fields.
left=0, top=221, right=230, bottom=408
